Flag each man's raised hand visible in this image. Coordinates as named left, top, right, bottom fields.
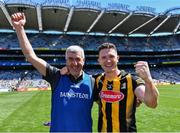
left=134, top=61, right=153, bottom=83
left=11, top=12, right=26, bottom=28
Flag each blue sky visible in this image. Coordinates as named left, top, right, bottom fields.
left=26, top=0, right=180, bottom=13
left=4, top=0, right=180, bottom=13
left=118, top=0, right=180, bottom=12
left=118, top=0, right=179, bottom=12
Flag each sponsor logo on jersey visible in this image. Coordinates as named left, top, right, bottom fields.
left=60, top=89, right=89, bottom=99
left=70, top=84, right=80, bottom=89
left=99, top=90, right=124, bottom=103
left=70, top=82, right=81, bottom=89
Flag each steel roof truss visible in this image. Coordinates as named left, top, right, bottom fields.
left=36, top=5, right=43, bottom=31
left=173, top=16, right=180, bottom=33
left=64, top=6, right=74, bottom=32
left=150, top=14, right=171, bottom=35
left=87, top=9, right=105, bottom=33
left=0, top=2, right=12, bottom=27
left=108, top=12, right=133, bottom=34
left=128, top=15, right=159, bottom=35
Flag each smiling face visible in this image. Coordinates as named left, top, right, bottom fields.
left=66, top=47, right=85, bottom=78
left=98, top=47, right=119, bottom=73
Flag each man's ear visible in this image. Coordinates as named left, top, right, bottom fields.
left=83, top=58, right=85, bottom=65
left=117, top=55, right=120, bottom=61
left=98, top=58, right=100, bottom=64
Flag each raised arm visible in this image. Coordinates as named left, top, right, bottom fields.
left=134, top=61, right=159, bottom=108
left=11, top=12, right=47, bottom=76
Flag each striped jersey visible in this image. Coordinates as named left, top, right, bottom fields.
left=94, top=70, right=144, bottom=132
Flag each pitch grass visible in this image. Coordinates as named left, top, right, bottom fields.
left=0, top=84, right=180, bottom=132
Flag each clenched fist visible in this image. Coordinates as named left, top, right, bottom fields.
left=134, top=61, right=153, bottom=83
left=11, top=12, right=26, bottom=29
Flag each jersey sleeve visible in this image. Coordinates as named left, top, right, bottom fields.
left=43, top=63, right=61, bottom=91
left=92, top=73, right=104, bottom=102
left=131, top=74, right=145, bottom=91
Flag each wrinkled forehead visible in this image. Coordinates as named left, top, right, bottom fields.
left=66, top=51, right=83, bottom=58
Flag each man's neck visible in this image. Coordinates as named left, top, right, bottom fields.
left=72, top=71, right=83, bottom=79
left=69, top=71, right=83, bottom=83
left=105, top=69, right=121, bottom=81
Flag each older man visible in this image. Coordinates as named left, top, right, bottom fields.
left=11, top=12, right=94, bottom=132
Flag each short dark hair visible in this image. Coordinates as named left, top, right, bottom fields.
left=98, top=42, right=117, bottom=53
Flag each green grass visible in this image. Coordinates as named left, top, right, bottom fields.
left=0, top=91, right=51, bottom=132
left=136, top=84, right=180, bottom=132
left=0, top=84, right=180, bottom=132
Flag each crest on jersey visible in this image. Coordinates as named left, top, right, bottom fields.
left=99, top=90, right=124, bottom=103
left=121, top=83, right=126, bottom=90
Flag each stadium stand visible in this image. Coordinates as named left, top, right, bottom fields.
left=0, top=0, right=180, bottom=91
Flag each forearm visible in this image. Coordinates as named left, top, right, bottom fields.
left=15, top=26, right=47, bottom=76
left=11, top=12, right=47, bottom=76
left=135, top=61, right=159, bottom=108
left=144, top=80, right=159, bottom=108
left=15, top=26, right=36, bottom=60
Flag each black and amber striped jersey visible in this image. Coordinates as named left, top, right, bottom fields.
left=93, top=70, right=144, bottom=132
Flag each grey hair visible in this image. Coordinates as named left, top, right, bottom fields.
left=65, top=45, right=85, bottom=59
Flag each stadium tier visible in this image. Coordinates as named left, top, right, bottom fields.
left=0, top=33, right=180, bottom=90
left=0, top=0, right=180, bottom=91
left=0, top=33, right=180, bottom=69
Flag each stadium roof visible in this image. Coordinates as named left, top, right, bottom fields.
left=0, top=0, right=180, bottom=36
